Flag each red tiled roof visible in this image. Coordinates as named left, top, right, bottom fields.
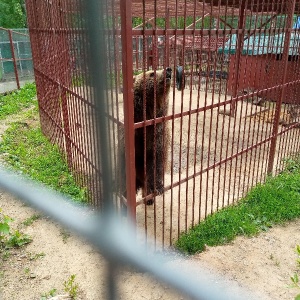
left=170, top=35, right=228, bottom=51
left=128, top=1, right=300, bottom=17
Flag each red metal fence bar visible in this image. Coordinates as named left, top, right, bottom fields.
left=7, top=30, right=20, bottom=89
left=120, top=0, right=137, bottom=221
left=267, top=0, right=297, bottom=174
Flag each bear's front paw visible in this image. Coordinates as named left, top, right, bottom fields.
left=146, top=199, right=154, bottom=205
left=155, top=183, right=164, bottom=195
left=146, top=186, right=164, bottom=205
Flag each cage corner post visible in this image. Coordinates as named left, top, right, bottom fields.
left=120, top=0, right=137, bottom=223
left=267, top=0, right=297, bottom=175
left=8, top=29, right=20, bottom=90
left=228, top=1, right=246, bottom=117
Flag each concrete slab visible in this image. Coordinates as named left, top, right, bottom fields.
left=0, top=79, right=34, bottom=94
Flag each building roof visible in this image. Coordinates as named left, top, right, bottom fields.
left=219, top=32, right=300, bottom=56
left=208, top=1, right=300, bottom=14
left=130, top=0, right=241, bottom=18
left=129, top=1, right=300, bottom=17
left=170, top=35, right=228, bottom=51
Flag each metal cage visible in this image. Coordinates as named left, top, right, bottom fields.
left=24, top=0, right=300, bottom=248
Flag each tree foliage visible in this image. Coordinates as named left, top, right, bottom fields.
left=0, top=0, right=26, bottom=28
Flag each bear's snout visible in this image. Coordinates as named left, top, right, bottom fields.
left=165, top=67, right=172, bottom=80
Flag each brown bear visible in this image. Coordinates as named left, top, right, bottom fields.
left=118, top=67, right=172, bottom=206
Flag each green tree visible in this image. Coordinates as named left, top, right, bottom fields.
left=0, top=0, right=26, bottom=28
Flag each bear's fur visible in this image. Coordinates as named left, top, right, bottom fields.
left=176, top=65, right=185, bottom=90
left=119, top=67, right=172, bottom=206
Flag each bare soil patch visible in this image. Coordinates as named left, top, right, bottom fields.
left=1, top=193, right=300, bottom=299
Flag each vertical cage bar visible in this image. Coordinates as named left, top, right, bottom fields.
left=267, top=0, right=297, bottom=174
left=8, top=29, right=20, bottom=89
left=229, top=1, right=246, bottom=116
left=120, top=0, right=136, bottom=222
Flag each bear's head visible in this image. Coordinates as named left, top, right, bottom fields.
left=134, top=67, right=172, bottom=96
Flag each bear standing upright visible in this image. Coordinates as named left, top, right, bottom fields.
left=119, top=67, right=172, bottom=206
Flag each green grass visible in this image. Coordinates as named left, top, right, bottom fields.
left=176, top=157, right=300, bottom=254
left=0, top=83, right=87, bottom=203
left=0, top=120, right=87, bottom=203
left=0, top=83, right=37, bottom=119
left=22, top=214, right=41, bottom=226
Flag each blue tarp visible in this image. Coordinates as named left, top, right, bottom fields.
left=293, top=16, right=300, bottom=29
left=218, top=33, right=300, bottom=56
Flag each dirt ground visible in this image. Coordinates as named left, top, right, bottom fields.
left=1, top=193, right=300, bottom=300
left=1, top=88, right=300, bottom=299
left=134, top=88, right=298, bottom=249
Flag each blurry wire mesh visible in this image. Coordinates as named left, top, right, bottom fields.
left=24, top=0, right=300, bottom=250
left=0, top=27, right=34, bottom=92
left=0, top=167, right=258, bottom=300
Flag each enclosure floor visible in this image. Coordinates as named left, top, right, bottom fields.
left=133, top=88, right=298, bottom=248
